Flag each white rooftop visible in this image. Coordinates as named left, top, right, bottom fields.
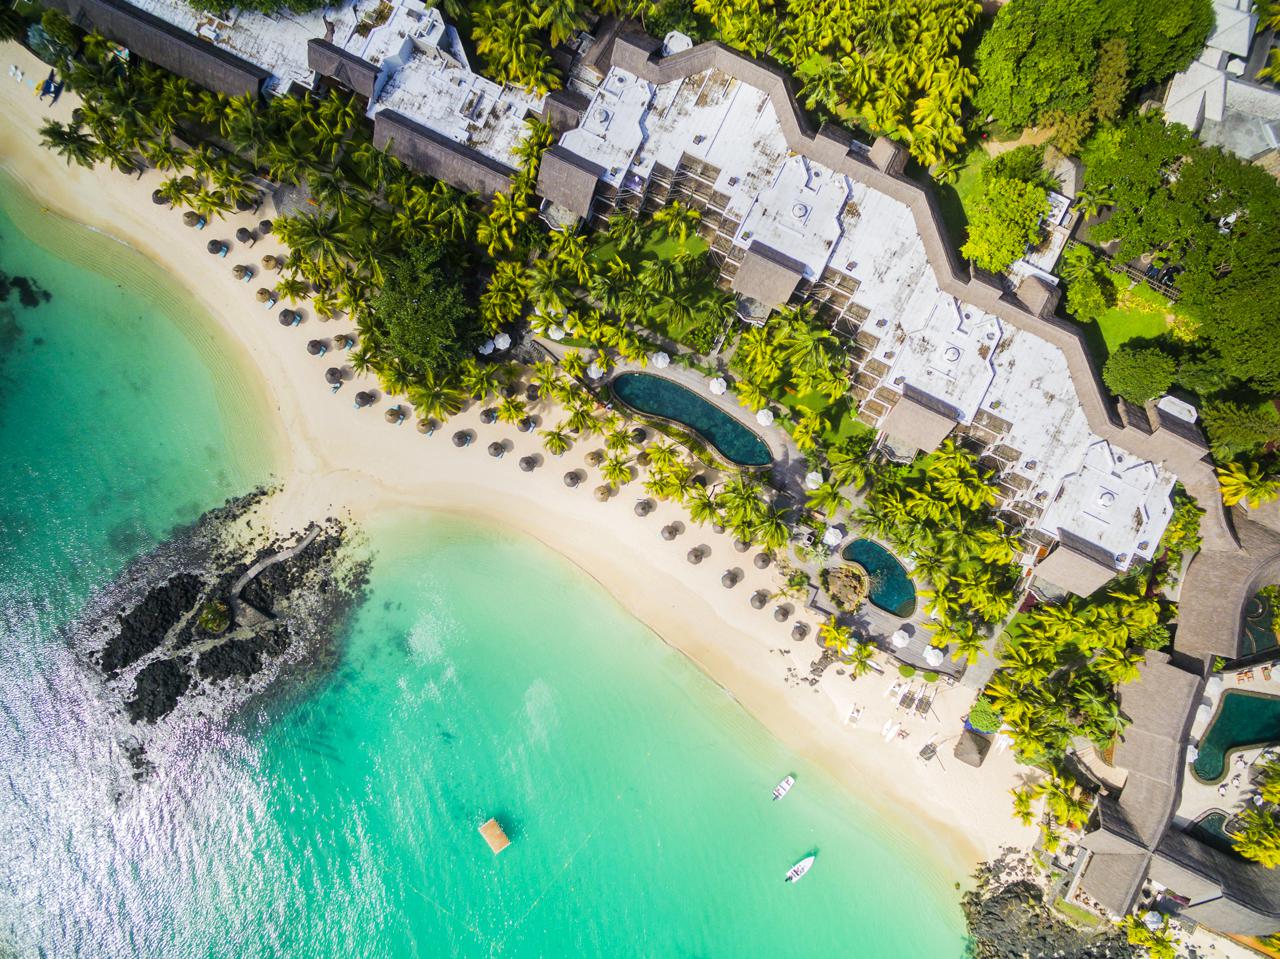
left=1206, top=0, right=1257, bottom=59
left=1037, top=440, right=1177, bottom=568
left=736, top=156, right=849, bottom=281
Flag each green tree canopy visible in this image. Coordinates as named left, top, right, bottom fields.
left=1083, top=114, right=1280, bottom=396
left=960, top=176, right=1048, bottom=274
left=367, top=238, right=480, bottom=376
left=974, top=0, right=1210, bottom=132
left=1102, top=345, right=1177, bottom=404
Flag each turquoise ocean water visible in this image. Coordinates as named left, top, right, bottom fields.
left=0, top=171, right=967, bottom=957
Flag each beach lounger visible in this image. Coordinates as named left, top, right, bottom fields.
left=1241, top=670, right=1255, bottom=683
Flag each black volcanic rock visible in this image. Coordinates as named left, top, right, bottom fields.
left=99, top=574, right=201, bottom=676
left=125, top=657, right=191, bottom=723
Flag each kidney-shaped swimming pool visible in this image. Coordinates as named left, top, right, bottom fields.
left=610, top=373, right=772, bottom=468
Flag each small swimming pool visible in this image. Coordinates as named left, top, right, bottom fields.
left=840, top=539, right=916, bottom=617
left=610, top=373, right=772, bottom=468
left=1242, top=592, right=1279, bottom=658
left=1192, top=690, right=1280, bottom=783
left=1188, top=811, right=1239, bottom=856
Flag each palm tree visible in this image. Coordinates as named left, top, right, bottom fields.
left=1230, top=808, right=1280, bottom=868
left=818, top=618, right=852, bottom=654
left=459, top=359, right=501, bottom=401
left=1218, top=461, right=1280, bottom=509
left=602, top=454, right=633, bottom=487
left=846, top=641, right=875, bottom=677
left=496, top=396, right=527, bottom=424
left=735, top=379, right=772, bottom=413
left=540, top=425, right=572, bottom=456
left=561, top=349, right=587, bottom=382
left=39, top=120, right=98, bottom=169
left=806, top=481, right=849, bottom=518
left=1010, top=787, right=1036, bottom=827
left=603, top=425, right=634, bottom=455
left=687, top=487, right=722, bottom=526
left=408, top=371, right=467, bottom=421
left=276, top=277, right=311, bottom=304
left=606, top=212, right=642, bottom=252
left=753, top=506, right=791, bottom=552
left=652, top=201, right=701, bottom=244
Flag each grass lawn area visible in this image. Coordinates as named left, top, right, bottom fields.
left=1091, top=282, right=1179, bottom=355
left=934, top=147, right=992, bottom=251
left=589, top=231, right=709, bottom=267
left=776, top=390, right=871, bottom=446
left=1052, top=898, right=1104, bottom=929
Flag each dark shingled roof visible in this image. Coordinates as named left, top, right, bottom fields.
left=953, top=729, right=991, bottom=767
left=1033, top=540, right=1119, bottom=598
left=536, top=145, right=605, bottom=218
left=308, top=38, right=379, bottom=100
left=372, top=110, right=515, bottom=198
left=731, top=241, right=804, bottom=308
left=1077, top=852, right=1150, bottom=917
left=879, top=390, right=958, bottom=453
left=45, top=0, right=269, bottom=96
left=1152, top=829, right=1280, bottom=936
left=1177, top=507, right=1280, bottom=663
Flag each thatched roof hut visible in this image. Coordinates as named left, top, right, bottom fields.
left=373, top=110, right=514, bottom=198
left=453, top=430, right=474, bottom=447
left=954, top=730, right=992, bottom=768
left=730, top=241, right=804, bottom=310
left=307, top=37, right=379, bottom=99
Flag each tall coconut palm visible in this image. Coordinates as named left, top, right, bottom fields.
left=39, top=120, right=98, bottom=169
left=806, top=481, right=849, bottom=518
left=818, top=618, right=852, bottom=654
left=496, top=395, right=528, bottom=424
left=687, top=486, right=722, bottom=526
left=408, top=371, right=467, bottom=421
left=1218, top=461, right=1280, bottom=509
left=540, top=425, right=572, bottom=456
left=601, top=454, right=633, bottom=487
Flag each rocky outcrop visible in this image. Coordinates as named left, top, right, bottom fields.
left=73, top=487, right=369, bottom=765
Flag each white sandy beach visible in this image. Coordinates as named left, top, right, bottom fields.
left=0, top=41, right=1037, bottom=883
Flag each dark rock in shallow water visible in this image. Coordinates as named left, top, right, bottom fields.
left=98, top=573, right=201, bottom=676
left=196, top=630, right=287, bottom=683
left=125, top=657, right=191, bottom=723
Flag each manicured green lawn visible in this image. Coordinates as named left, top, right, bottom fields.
left=934, top=147, right=992, bottom=249
left=1052, top=898, right=1104, bottom=929
left=589, top=231, right=708, bottom=267
left=776, top=390, right=870, bottom=446
left=1092, top=282, right=1177, bottom=354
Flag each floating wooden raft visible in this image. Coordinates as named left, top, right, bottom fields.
left=479, top=818, right=511, bottom=855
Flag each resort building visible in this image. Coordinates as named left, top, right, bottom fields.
left=46, top=0, right=1233, bottom=597
left=1162, top=0, right=1280, bottom=172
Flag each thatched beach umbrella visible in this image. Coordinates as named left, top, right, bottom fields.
left=661, top=524, right=677, bottom=541
left=563, top=471, right=581, bottom=488
left=207, top=239, right=228, bottom=256
left=480, top=407, right=497, bottom=425
left=258, top=219, right=273, bottom=234
left=417, top=417, right=438, bottom=435
left=733, top=538, right=751, bottom=553
left=453, top=430, right=474, bottom=447
left=525, top=384, right=540, bottom=402
left=488, top=441, right=505, bottom=458
left=517, top=416, right=535, bottom=433
left=687, top=548, right=703, bottom=565
left=721, top=571, right=739, bottom=589
left=261, top=254, right=281, bottom=272
left=630, top=427, right=647, bottom=444
left=691, top=474, right=708, bottom=488
left=235, top=196, right=258, bottom=213
left=774, top=606, right=790, bottom=622
left=792, top=623, right=809, bottom=641
left=232, top=264, right=252, bottom=281
left=354, top=391, right=374, bottom=408
left=586, top=450, right=604, bottom=467
left=235, top=227, right=255, bottom=245
left=325, top=367, right=343, bottom=385
left=751, top=590, right=768, bottom=610
left=636, top=450, right=651, bottom=468
left=307, top=339, right=326, bottom=356
left=278, top=310, right=300, bottom=327
left=385, top=406, right=405, bottom=424
left=519, top=456, right=536, bottom=472
left=256, top=287, right=274, bottom=303
left=712, top=523, right=726, bottom=534
left=594, top=484, right=612, bottom=502
left=634, top=499, right=652, bottom=517
left=182, top=211, right=203, bottom=228
left=753, top=552, right=772, bottom=570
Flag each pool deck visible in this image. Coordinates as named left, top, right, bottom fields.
left=1175, top=670, right=1280, bottom=831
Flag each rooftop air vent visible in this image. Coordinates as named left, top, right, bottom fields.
left=1098, top=491, right=1117, bottom=508
left=792, top=202, right=809, bottom=219
left=943, top=346, right=962, bottom=363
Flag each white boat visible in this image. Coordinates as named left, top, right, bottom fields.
left=845, top=705, right=863, bottom=726
left=772, top=775, right=795, bottom=800
left=785, top=855, right=816, bottom=883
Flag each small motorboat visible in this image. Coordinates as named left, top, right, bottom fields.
left=785, top=855, right=816, bottom=883
left=772, top=775, right=795, bottom=800
left=845, top=705, right=863, bottom=726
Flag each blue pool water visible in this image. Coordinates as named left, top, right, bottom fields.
left=611, top=372, right=772, bottom=467
left=841, top=539, right=917, bottom=617
left=1192, top=690, right=1280, bottom=783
